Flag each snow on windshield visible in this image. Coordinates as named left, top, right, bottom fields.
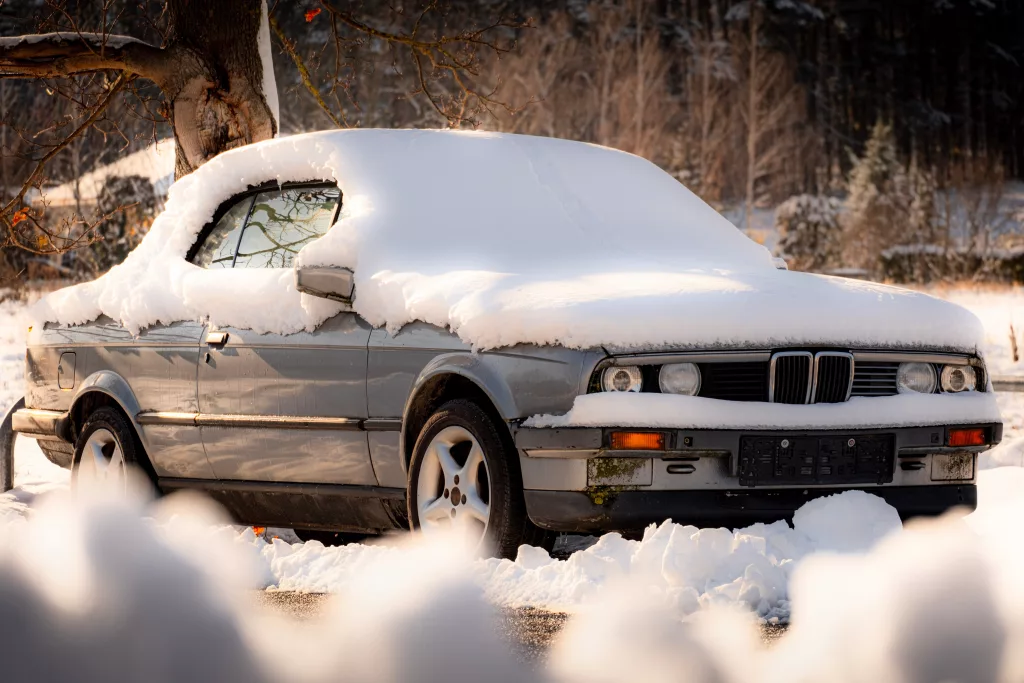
left=30, top=130, right=983, bottom=352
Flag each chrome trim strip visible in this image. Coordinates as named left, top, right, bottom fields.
left=136, top=412, right=197, bottom=426
left=607, top=351, right=772, bottom=366
left=137, top=412, right=364, bottom=431
left=195, top=415, right=363, bottom=430
left=769, top=351, right=814, bottom=404
left=363, top=418, right=402, bottom=432
left=811, top=351, right=855, bottom=403
left=852, top=351, right=973, bottom=365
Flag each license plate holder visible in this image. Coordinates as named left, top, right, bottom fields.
left=738, top=434, right=895, bottom=487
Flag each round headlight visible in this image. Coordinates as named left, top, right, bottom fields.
left=897, top=362, right=937, bottom=394
left=941, top=365, right=977, bottom=393
left=601, top=366, right=643, bottom=392
left=659, top=363, right=701, bottom=395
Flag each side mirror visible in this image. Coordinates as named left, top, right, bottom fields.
left=295, top=266, right=355, bottom=303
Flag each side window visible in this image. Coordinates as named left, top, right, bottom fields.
left=191, top=195, right=253, bottom=268
left=234, top=186, right=341, bottom=269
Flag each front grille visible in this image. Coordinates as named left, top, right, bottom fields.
left=770, top=353, right=813, bottom=404
left=697, top=361, right=769, bottom=401
left=813, top=353, right=853, bottom=403
left=851, top=362, right=899, bottom=396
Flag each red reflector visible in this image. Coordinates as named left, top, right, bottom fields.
left=948, top=428, right=986, bottom=447
left=610, top=431, right=665, bottom=450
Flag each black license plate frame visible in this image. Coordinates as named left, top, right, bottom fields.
left=738, top=433, right=895, bottom=487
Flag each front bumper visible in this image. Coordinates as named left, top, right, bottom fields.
left=524, top=484, right=978, bottom=532
left=516, top=422, right=999, bottom=530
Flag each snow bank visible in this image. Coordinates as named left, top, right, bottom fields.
left=31, top=130, right=985, bottom=352
left=526, top=390, right=1002, bottom=429
left=475, top=491, right=900, bottom=619
left=235, top=489, right=901, bottom=622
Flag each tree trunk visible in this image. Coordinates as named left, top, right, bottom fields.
left=745, top=3, right=758, bottom=233
left=0, top=0, right=278, bottom=181
left=164, top=0, right=278, bottom=178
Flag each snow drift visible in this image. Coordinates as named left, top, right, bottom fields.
left=31, top=130, right=985, bottom=352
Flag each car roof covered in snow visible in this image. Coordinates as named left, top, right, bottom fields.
left=31, top=129, right=984, bottom=354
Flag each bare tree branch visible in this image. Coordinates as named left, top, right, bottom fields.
left=317, top=1, right=531, bottom=127
left=2, top=72, right=127, bottom=252
left=0, top=32, right=166, bottom=82
left=269, top=16, right=348, bottom=129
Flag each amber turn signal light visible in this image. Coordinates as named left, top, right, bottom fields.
left=609, top=431, right=665, bottom=450
left=947, top=428, right=986, bottom=448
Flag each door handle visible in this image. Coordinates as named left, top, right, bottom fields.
left=205, top=331, right=229, bottom=346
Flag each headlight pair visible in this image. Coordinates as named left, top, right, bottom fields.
left=896, top=362, right=977, bottom=394
left=601, top=363, right=701, bottom=395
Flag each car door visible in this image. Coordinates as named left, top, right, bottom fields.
left=192, top=183, right=377, bottom=485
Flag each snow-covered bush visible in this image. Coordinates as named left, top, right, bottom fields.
left=879, top=244, right=1024, bottom=284
left=773, top=194, right=841, bottom=272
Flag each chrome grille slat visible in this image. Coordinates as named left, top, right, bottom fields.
left=770, top=352, right=813, bottom=404
left=812, top=352, right=854, bottom=403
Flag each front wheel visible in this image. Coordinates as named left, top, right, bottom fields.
left=407, top=399, right=551, bottom=558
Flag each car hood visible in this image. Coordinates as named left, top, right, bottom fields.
left=459, top=268, right=984, bottom=355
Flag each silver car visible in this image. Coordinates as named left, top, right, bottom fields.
left=5, top=149, right=1002, bottom=558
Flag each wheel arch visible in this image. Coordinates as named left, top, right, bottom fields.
left=400, top=358, right=519, bottom=471
left=68, top=371, right=145, bottom=447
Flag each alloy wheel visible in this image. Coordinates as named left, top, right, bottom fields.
left=415, top=425, right=491, bottom=541
left=77, top=427, right=127, bottom=491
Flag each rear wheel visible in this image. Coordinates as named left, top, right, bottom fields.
left=72, top=406, right=148, bottom=493
left=407, top=399, right=552, bottom=558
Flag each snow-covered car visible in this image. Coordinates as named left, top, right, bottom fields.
left=6, top=130, right=1002, bottom=556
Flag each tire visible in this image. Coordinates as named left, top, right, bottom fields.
left=72, top=406, right=151, bottom=491
left=407, top=399, right=553, bottom=559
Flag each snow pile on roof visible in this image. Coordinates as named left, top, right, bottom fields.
left=39, top=137, right=175, bottom=208
left=4, top=470, right=1024, bottom=681
left=31, top=129, right=985, bottom=352
left=526, top=391, right=1002, bottom=429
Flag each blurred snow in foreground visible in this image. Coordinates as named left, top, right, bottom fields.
left=2, top=472, right=1024, bottom=682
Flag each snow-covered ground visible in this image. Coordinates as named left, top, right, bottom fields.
left=2, top=284, right=1024, bottom=630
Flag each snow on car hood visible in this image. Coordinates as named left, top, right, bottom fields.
left=31, top=129, right=984, bottom=353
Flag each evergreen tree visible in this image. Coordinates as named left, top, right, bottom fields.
left=843, top=121, right=912, bottom=270
left=774, top=194, right=841, bottom=272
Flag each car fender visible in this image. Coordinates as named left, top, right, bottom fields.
left=70, top=370, right=147, bottom=448
left=403, top=352, right=519, bottom=422
left=399, top=348, right=589, bottom=465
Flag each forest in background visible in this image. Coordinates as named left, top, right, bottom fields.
left=1, top=0, right=1022, bottom=282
